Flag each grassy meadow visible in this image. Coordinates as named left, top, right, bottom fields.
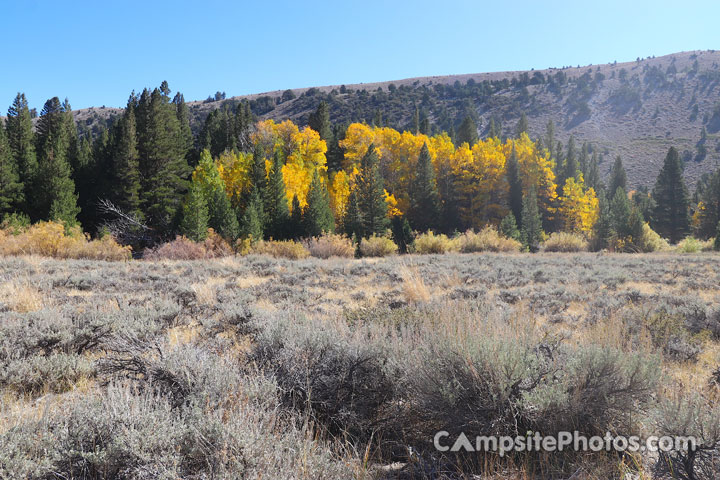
left=1, top=252, right=720, bottom=479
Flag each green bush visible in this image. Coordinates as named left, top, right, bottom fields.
left=676, top=236, right=714, bottom=253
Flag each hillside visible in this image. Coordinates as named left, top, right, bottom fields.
left=71, top=50, right=720, bottom=189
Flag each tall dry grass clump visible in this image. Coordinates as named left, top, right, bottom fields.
left=675, top=236, right=714, bottom=253
left=359, top=235, right=398, bottom=257
left=411, top=231, right=458, bottom=254
left=456, top=227, right=522, bottom=253
left=542, top=231, right=589, bottom=252
left=251, top=240, right=310, bottom=259
left=0, top=221, right=131, bottom=261
left=144, top=229, right=233, bottom=260
left=304, top=233, right=354, bottom=259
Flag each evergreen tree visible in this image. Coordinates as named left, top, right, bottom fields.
left=521, top=186, right=543, bottom=252
left=506, top=145, right=523, bottom=225
left=303, top=169, right=335, bottom=237
left=110, top=103, right=141, bottom=215
left=326, top=123, right=346, bottom=173
left=585, top=151, right=601, bottom=192
left=263, top=149, right=289, bottom=239
left=515, top=112, right=528, bottom=138
left=579, top=142, right=590, bottom=178
left=250, top=144, right=267, bottom=195
left=308, top=101, right=332, bottom=142
left=419, top=110, right=430, bottom=135
left=5, top=93, right=37, bottom=216
left=608, top=156, right=627, bottom=197
left=652, top=146, right=689, bottom=243
left=500, top=213, right=521, bottom=242
left=208, top=187, right=239, bottom=241
left=179, top=181, right=209, bottom=241
left=391, top=215, right=414, bottom=253
left=34, top=97, right=80, bottom=224
left=610, top=187, right=632, bottom=239
left=289, top=194, right=304, bottom=238
left=695, top=169, right=720, bottom=239
left=343, top=188, right=364, bottom=239
left=0, top=121, right=23, bottom=218
left=136, top=85, right=191, bottom=231
left=714, top=221, right=720, bottom=251
left=559, top=135, right=579, bottom=186
left=356, top=144, right=388, bottom=236
left=173, top=93, right=195, bottom=164
left=544, top=120, right=556, bottom=160
left=592, top=191, right=612, bottom=251
left=412, top=105, right=420, bottom=134
left=457, top=115, right=478, bottom=145
left=240, top=189, right=264, bottom=241
left=488, top=118, right=499, bottom=140
left=408, top=143, right=439, bottom=232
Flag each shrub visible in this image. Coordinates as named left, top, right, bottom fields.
left=359, top=234, right=398, bottom=257
left=654, top=393, right=720, bottom=480
left=456, top=227, right=522, bottom=253
left=676, top=236, right=714, bottom=253
left=252, top=240, right=310, bottom=259
left=304, top=233, right=354, bottom=259
left=0, top=221, right=131, bottom=261
left=411, top=231, right=457, bottom=254
left=542, top=231, right=589, bottom=252
left=144, top=229, right=233, bottom=260
left=637, top=223, right=671, bottom=252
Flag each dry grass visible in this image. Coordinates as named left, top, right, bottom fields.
left=399, top=266, right=430, bottom=303
left=0, top=281, right=44, bottom=313
left=0, top=222, right=131, bottom=261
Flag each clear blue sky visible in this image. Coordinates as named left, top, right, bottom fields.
left=1, top=0, right=718, bottom=110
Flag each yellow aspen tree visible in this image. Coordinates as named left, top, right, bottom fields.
left=558, top=175, right=599, bottom=233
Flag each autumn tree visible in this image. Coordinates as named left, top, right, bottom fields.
left=408, top=143, right=439, bottom=231
left=652, top=147, right=689, bottom=243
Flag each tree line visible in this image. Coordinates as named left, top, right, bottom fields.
left=0, top=83, right=708, bottom=252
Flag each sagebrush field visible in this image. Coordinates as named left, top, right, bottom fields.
left=2, top=253, right=720, bottom=479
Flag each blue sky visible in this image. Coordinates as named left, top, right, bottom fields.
left=1, top=0, right=718, bottom=110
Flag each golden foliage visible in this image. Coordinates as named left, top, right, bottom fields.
left=557, top=175, right=599, bottom=233
left=359, top=235, right=398, bottom=257
left=0, top=222, right=132, bottom=261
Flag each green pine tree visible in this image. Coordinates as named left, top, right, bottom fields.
left=240, top=189, right=264, bottom=242
left=263, top=149, right=289, bottom=239
left=180, top=181, right=209, bottom=241
left=500, top=213, right=521, bottom=242
left=521, top=186, right=543, bottom=253
left=592, top=191, right=612, bottom=251
left=0, top=120, right=23, bottom=218
left=652, top=147, right=689, bottom=243
left=34, top=97, right=80, bottom=224
left=457, top=115, right=478, bottom=145
left=343, top=188, right=364, bottom=239
left=506, top=145, right=523, bottom=225
left=408, top=143, right=439, bottom=232
left=308, top=101, right=332, bottom=142
left=209, top=187, right=239, bottom=241
left=585, top=151, right=601, bottom=192
left=111, top=103, right=141, bottom=216
left=610, top=187, right=632, bottom=239
left=5, top=93, right=37, bottom=217
left=558, top=135, right=579, bottom=186
left=289, top=194, right=304, bottom=239
left=357, top=144, right=388, bottom=237
left=136, top=85, right=191, bottom=231
left=515, top=112, right=528, bottom=138
left=391, top=215, right=414, bottom=253
left=303, top=169, right=335, bottom=237
left=608, top=156, right=627, bottom=197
